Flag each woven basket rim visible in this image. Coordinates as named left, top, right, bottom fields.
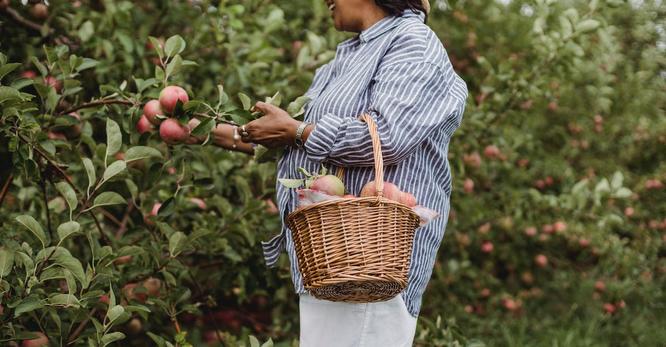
left=286, top=195, right=421, bottom=222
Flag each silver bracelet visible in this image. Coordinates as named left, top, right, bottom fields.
left=294, top=122, right=310, bottom=148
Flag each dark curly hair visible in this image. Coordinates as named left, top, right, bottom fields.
left=375, top=0, right=429, bottom=23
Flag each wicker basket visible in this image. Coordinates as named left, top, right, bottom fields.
left=286, top=113, right=421, bottom=303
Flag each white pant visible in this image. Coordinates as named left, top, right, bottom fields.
left=298, top=293, right=418, bottom=347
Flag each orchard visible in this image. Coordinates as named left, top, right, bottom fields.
left=0, top=0, right=664, bottom=346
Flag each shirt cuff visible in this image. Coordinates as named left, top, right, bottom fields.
left=303, top=113, right=346, bottom=162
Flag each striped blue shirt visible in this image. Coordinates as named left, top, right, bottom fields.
left=262, top=9, right=468, bottom=318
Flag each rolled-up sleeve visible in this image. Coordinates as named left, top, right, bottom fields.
left=304, top=61, right=463, bottom=167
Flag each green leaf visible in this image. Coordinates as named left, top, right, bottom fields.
left=101, top=332, right=126, bottom=346
left=610, top=171, right=624, bottom=190
left=266, top=91, right=282, bottom=107
left=102, top=160, right=126, bottom=181
left=0, top=63, right=21, bottom=80
left=78, top=20, right=94, bottom=42
left=261, top=338, right=274, bottom=347
left=105, top=118, right=122, bottom=160
left=613, top=187, right=632, bottom=199
left=216, top=84, right=229, bottom=107
left=0, top=86, right=21, bottom=104
left=148, top=36, right=164, bottom=58
left=168, top=231, right=187, bottom=257
left=49, top=293, right=81, bottom=307
left=278, top=178, right=304, bottom=189
left=238, top=93, right=252, bottom=110
left=55, top=181, right=78, bottom=213
left=16, top=215, right=47, bottom=249
left=82, top=157, right=96, bottom=193
left=191, top=118, right=214, bottom=137
left=57, top=221, right=80, bottom=242
left=106, top=305, right=125, bottom=323
left=165, top=35, right=186, bottom=57
left=0, top=248, right=14, bottom=277
left=576, top=19, right=600, bottom=33
left=125, top=146, right=162, bottom=162
left=87, top=192, right=126, bottom=210
left=287, top=95, right=311, bottom=117
left=13, top=296, right=44, bottom=317
left=165, top=54, right=183, bottom=77
left=249, top=335, right=261, bottom=347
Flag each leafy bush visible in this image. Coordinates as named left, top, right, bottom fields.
left=0, top=0, right=663, bottom=346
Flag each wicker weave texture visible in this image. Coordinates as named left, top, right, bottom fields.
left=286, top=114, right=421, bottom=302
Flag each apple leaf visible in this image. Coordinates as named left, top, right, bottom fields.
left=16, top=215, right=47, bottom=249
left=277, top=178, right=304, bottom=189
left=238, top=93, right=252, bottom=110
left=57, top=221, right=80, bottom=242
left=125, top=146, right=162, bottom=163
left=105, top=118, right=122, bottom=160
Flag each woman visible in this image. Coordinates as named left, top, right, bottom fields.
left=200, top=0, right=468, bottom=345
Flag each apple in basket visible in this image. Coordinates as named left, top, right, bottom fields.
left=310, top=175, right=345, bottom=196
left=360, top=180, right=417, bottom=207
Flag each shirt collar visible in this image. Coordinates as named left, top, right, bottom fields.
left=358, top=9, right=426, bottom=44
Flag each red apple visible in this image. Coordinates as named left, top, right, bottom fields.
left=143, top=277, right=161, bottom=297
left=463, top=178, right=474, bottom=193
left=603, top=303, right=616, bottom=314
left=463, top=152, right=482, bottom=168
left=21, top=332, right=48, bottom=347
left=143, top=100, right=164, bottom=125
left=310, top=175, right=345, bottom=196
left=127, top=318, right=143, bottom=335
left=360, top=180, right=402, bottom=202
left=136, top=115, right=154, bottom=134
left=43, top=76, right=61, bottom=92
left=99, top=294, right=110, bottom=305
left=400, top=192, right=417, bottom=207
left=122, top=283, right=147, bottom=303
left=553, top=221, right=567, bottom=233
left=483, top=145, right=500, bottom=159
left=594, top=280, right=606, bottom=292
left=534, top=254, right=548, bottom=268
left=264, top=198, right=278, bottom=214
left=29, top=3, right=48, bottom=20
left=189, top=197, right=207, bottom=210
left=524, top=226, right=537, bottom=237
left=21, top=70, right=37, bottom=79
left=480, top=241, right=493, bottom=253
left=143, top=202, right=161, bottom=226
left=159, top=86, right=189, bottom=114
left=159, top=118, right=191, bottom=144
left=113, top=255, right=133, bottom=265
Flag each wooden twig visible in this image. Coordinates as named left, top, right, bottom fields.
left=0, top=174, right=13, bottom=207
left=0, top=6, right=53, bottom=34
left=115, top=202, right=134, bottom=239
left=39, top=171, right=53, bottom=236
left=17, top=133, right=80, bottom=194
left=58, top=99, right=135, bottom=116
left=66, top=308, right=98, bottom=345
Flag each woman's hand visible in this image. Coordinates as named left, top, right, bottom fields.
left=241, top=102, right=301, bottom=149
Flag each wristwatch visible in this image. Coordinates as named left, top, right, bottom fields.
left=294, top=121, right=310, bottom=148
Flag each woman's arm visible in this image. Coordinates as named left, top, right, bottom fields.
left=303, top=61, right=467, bottom=167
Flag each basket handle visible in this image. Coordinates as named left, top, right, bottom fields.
left=334, top=114, right=384, bottom=198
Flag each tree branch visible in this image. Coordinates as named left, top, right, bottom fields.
left=0, top=174, right=13, bottom=208
left=66, top=307, right=98, bottom=345
left=115, top=202, right=134, bottom=239
left=58, top=99, right=135, bottom=116
left=17, top=133, right=80, bottom=195
left=0, top=6, right=53, bottom=34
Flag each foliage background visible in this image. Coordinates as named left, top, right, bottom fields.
left=0, top=0, right=664, bottom=346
